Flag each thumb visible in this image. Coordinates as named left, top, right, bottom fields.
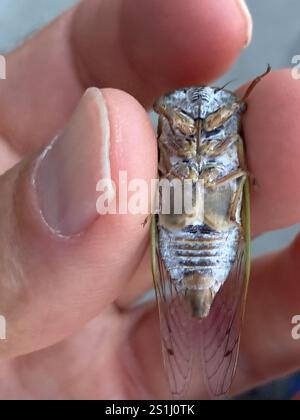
left=0, top=88, right=156, bottom=359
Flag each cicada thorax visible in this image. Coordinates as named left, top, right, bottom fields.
left=155, top=87, right=247, bottom=319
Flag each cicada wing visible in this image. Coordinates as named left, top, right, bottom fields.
left=151, top=216, right=202, bottom=400
left=201, top=239, right=246, bottom=397
left=151, top=180, right=251, bottom=400
left=201, top=181, right=251, bottom=398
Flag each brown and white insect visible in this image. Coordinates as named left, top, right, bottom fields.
left=151, top=67, right=271, bottom=399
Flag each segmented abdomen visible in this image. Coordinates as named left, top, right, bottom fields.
left=159, top=225, right=240, bottom=296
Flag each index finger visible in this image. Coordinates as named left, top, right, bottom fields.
left=0, top=0, right=252, bottom=155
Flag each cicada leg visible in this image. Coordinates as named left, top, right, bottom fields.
left=228, top=175, right=247, bottom=223
left=202, top=134, right=241, bottom=159
left=205, top=169, right=247, bottom=189
left=142, top=214, right=152, bottom=228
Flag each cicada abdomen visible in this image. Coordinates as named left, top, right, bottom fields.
left=152, top=68, right=270, bottom=399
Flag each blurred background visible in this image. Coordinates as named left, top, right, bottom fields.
left=0, top=0, right=299, bottom=400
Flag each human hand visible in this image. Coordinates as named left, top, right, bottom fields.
left=0, top=0, right=299, bottom=400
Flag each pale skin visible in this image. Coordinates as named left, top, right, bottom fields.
left=1, top=0, right=300, bottom=400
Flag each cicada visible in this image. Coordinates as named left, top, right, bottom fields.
left=152, top=67, right=271, bottom=399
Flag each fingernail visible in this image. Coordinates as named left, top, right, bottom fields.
left=33, top=88, right=114, bottom=237
left=236, top=0, right=253, bottom=47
